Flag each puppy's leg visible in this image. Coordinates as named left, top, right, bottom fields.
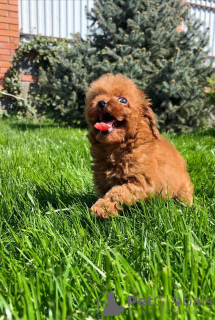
left=90, top=183, right=151, bottom=218
left=177, top=181, right=194, bottom=206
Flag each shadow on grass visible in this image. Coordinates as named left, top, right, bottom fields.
left=32, top=184, right=141, bottom=231
left=163, top=127, right=215, bottom=139
left=7, top=118, right=88, bottom=132
left=34, top=184, right=189, bottom=219
left=33, top=184, right=104, bottom=233
left=8, top=121, right=67, bottom=131
left=34, top=184, right=97, bottom=211
left=195, top=127, right=215, bottom=137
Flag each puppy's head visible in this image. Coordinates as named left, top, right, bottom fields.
left=85, top=73, right=159, bottom=144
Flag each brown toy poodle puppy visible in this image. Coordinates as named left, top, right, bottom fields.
left=85, top=74, right=194, bottom=218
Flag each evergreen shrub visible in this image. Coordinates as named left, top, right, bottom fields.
left=3, top=0, right=213, bottom=132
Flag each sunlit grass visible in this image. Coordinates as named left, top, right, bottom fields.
left=0, top=119, right=214, bottom=319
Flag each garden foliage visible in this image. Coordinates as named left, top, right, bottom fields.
left=3, top=35, right=68, bottom=117
left=37, top=34, right=96, bottom=126
left=3, top=0, right=213, bottom=132
left=206, top=74, right=215, bottom=114
left=87, top=0, right=213, bottom=132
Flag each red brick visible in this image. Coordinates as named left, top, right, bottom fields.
left=9, top=11, right=18, bottom=18
left=0, top=67, right=10, bottom=73
left=0, top=42, right=16, bottom=49
left=0, top=17, right=18, bottom=24
left=9, top=37, right=19, bottom=43
left=0, top=49, right=10, bottom=54
left=9, top=24, right=18, bottom=31
left=0, top=55, right=12, bottom=61
left=3, top=30, right=19, bottom=37
left=0, top=10, right=8, bottom=16
left=21, top=75, right=38, bottom=82
left=0, top=4, right=18, bottom=11
left=9, top=0, right=18, bottom=4
left=10, top=48, right=16, bottom=55
left=0, top=23, right=8, bottom=29
left=0, top=1, right=8, bottom=3
left=0, top=61, right=10, bottom=67
left=0, top=36, right=9, bottom=42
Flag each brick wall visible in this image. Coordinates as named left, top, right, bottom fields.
left=0, top=0, right=19, bottom=90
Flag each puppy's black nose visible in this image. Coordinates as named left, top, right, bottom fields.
left=98, top=100, right=107, bottom=110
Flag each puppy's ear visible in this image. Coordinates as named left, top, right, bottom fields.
left=142, top=103, right=160, bottom=139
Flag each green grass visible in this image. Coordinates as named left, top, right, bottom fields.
left=0, top=119, right=214, bottom=320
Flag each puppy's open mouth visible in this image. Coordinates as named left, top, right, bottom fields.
left=94, top=111, right=123, bottom=132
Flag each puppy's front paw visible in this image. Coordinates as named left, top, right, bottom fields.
left=90, top=199, right=118, bottom=219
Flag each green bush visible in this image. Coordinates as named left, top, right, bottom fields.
left=87, top=0, right=213, bottom=132
left=206, top=74, right=215, bottom=113
left=2, top=0, right=214, bottom=132
left=38, top=0, right=213, bottom=132
left=36, top=34, right=96, bottom=126
left=2, top=35, right=68, bottom=118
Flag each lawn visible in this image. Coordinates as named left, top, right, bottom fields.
left=0, top=119, right=214, bottom=320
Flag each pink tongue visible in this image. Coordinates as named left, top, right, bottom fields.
left=94, top=121, right=114, bottom=131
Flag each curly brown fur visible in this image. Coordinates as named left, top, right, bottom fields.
left=85, top=74, right=194, bottom=218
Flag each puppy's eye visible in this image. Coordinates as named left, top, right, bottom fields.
left=118, top=97, right=127, bottom=104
